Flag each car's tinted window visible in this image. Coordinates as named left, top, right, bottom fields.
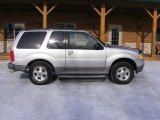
left=68, top=32, right=99, bottom=49
left=17, top=32, right=46, bottom=49
left=47, top=31, right=65, bottom=49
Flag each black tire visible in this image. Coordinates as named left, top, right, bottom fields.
left=109, top=62, right=134, bottom=84
left=29, top=61, right=55, bottom=85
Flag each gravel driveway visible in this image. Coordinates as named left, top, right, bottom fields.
left=0, top=61, right=160, bottom=120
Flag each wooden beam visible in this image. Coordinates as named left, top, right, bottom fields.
left=136, top=31, right=149, bottom=50
left=32, top=2, right=43, bottom=15
left=33, top=0, right=58, bottom=29
left=105, top=5, right=116, bottom=16
left=47, top=3, right=59, bottom=15
left=91, top=3, right=115, bottom=42
left=91, top=4, right=101, bottom=16
left=100, top=2, right=106, bottom=42
left=43, top=0, right=47, bottom=29
left=145, top=7, right=159, bottom=56
left=144, top=8, right=153, bottom=19
left=157, top=13, right=160, bottom=19
left=136, top=32, right=141, bottom=50
left=152, top=7, right=158, bottom=56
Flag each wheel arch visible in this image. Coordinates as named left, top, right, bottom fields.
left=26, top=59, right=55, bottom=73
left=109, top=58, right=137, bottom=74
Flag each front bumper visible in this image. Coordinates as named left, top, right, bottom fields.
left=135, top=59, right=144, bottom=73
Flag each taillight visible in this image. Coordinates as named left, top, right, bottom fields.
left=10, top=51, right=15, bottom=61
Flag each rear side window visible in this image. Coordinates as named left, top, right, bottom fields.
left=47, top=31, right=65, bottom=49
left=17, top=32, right=47, bottom=49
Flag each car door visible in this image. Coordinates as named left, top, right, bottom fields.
left=45, top=31, right=66, bottom=74
left=65, top=31, right=107, bottom=74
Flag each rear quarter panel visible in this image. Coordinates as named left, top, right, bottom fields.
left=12, top=30, right=65, bottom=72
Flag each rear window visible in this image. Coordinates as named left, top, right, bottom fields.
left=17, top=32, right=47, bottom=49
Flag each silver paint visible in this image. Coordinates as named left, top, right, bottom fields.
left=9, top=29, right=144, bottom=77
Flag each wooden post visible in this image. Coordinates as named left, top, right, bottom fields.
left=152, top=7, right=158, bottom=56
left=91, top=3, right=116, bottom=42
left=43, top=0, right=47, bottom=29
left=144, top=7, right=160, bottom=56
left=100, top=2, right=106, bottom=42
left=32, top=0, right=58, bottom=29
left=136, top=32, right=141, bottom=50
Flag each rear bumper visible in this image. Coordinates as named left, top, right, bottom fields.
left=8, top=62, right=26, bottom=72
left=8, top=62, right=15, bottom=70
left=135, top=59, right=144, bottom=73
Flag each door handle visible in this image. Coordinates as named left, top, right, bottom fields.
left=68, top=51, right=73, bottom=55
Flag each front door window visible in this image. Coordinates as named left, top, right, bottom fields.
left=68, top=32, right=98, bottom=49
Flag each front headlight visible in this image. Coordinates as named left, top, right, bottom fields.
left=137, top=54, right=143, bottom=60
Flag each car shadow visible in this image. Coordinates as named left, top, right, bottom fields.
left=19, top=72, right=29, bottom=79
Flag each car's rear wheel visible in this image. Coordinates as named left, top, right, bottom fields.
left=110, top=62, right=134, bottom=84
left=29, top=61, right=55, bottom=85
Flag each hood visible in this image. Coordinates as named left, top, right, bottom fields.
left=106, top=45, right=140, bottom=53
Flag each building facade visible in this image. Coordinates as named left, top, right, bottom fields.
left=0, top=0, right=160, bottom=56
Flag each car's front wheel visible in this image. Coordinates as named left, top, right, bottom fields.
left=29, top=61, right=55, bottom=85
left=110, top=62, right=134, bottom=84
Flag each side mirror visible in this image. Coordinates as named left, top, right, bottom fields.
left=94, top=43, right=103, bottom=50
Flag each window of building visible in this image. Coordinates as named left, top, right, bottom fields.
left=4, top=23, right=25, bottom=40
left=108, top=25, right=122, bottom=46
left=17, top=32, right=47, bottom=49
left=54, top=23, right=76, bottom=29
left=47, top=31, right=65, bottom=49
left=111, top=28, right=119, bottom=45
left=68, top=32, right=99, bottom=49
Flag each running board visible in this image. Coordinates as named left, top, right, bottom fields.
left=58, top=75, right=106, bottom=79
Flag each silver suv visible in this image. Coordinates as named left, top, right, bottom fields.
left=8, top=29, right=144, bottom=85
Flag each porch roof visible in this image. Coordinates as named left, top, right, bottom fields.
left=0, top=0, right=160, bottom=10
left=135, top=0, right=160, bottom=2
